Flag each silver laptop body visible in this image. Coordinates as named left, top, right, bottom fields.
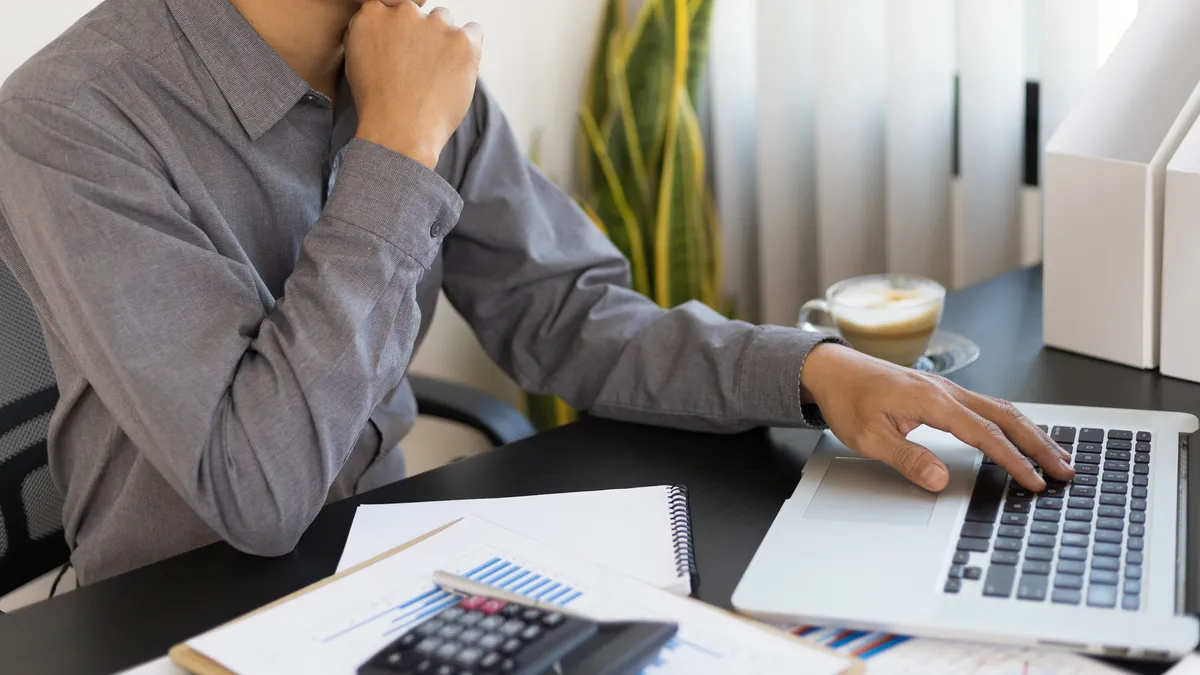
left=732, top=402, right=1200, bottom=659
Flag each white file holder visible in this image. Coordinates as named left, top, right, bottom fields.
left=1160, top=117, right=1200, bottom=383
left=1043, top=0, right=1200, bottom=368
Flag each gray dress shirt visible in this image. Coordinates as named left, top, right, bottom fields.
left=0, top=0, right=836, bottom=584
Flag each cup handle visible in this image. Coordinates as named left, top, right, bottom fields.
left=797, top=299, right=838, bottom=335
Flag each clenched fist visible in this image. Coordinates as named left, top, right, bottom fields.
left=346, top=1, right=483, bottom=168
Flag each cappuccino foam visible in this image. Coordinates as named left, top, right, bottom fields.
left=831, top=280, right=943, bottom=365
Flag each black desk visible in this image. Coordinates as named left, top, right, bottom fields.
left=3, top=265, right=1198, bottom=675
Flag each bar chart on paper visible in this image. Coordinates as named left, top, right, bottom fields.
left=321, top=552, right=586, bottom=645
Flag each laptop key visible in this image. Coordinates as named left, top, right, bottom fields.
left=965, top=566, right=983, bottom=580
left=1075, top=464, right=1100, bottom=475
left=1107, top=439, right=1133, bottom=451
left=1128, top=537, right=1144, bottom=551
left=983, top=564, right=1017, bottom=597
left=1130, top=511, right=1146, bottom=524
left=1053, top=589, right=1082, bottom=605
left=1003, top=513, right=1030, bottom=526
left=1079, top=428, right=1104, bottom=443
left=1123, top=595, right=1140, bottom=610
left=1023, top=560, right=1051, bottom=575
left=965, top=465, right=1009, bottom=523
left=1073, top=474, right=1098, bottom=486
left=1025, top=547, right=1053, bottom=561
left=1135, top=441, right=1151, bottom=452
left=1126, top=565, right=1142, bottom=579
left=1087, top=584, right=1118, bottom=608
left=992, top=550, right=1021, bottom=565
left=948, top=564, right=965, bottom=578
left=1105, top=461, right=1130, bottom=472
left=1058, top=560, right=1086, bottom=575
left=1032, top=521, right=1059, bottom=535
left=1133, top=475, right=1148, bottom=487
left=961, top=522, right=994, bottom=539
left=1125, top=580, right=1141, bottom=594
left=1051, top=426, right=1077, bottom=444
left=1063, top=521, right=1091, bottom=534
left=1135, top=453, right=1150, bottom=464
left=1037, top=425, right=1049, bottom=432
left=1108, top=429, right=1133, bottom=440
left=1054, top=574, right=1084, bottom=590
left=1028, top=533, right=1057, bottom=548
left=1094, top=542, right=1121, bottom=557
left=1136, top=431, right=1151, bottom=442
left=1065, top=509, right=1093, bottom=522
left=1128, top=523, right=1145, bottom=537
left=1105, top=450, right=1131, bottom=461
left=1095, top=530, right=1122, bottom=544
left=1091, top=557, right=1119, bottom=571
left=1090, top=570, right=1119, bottom=585
left=1005, top=501, right=1031, bottom=514
left=1132, top=487, right=1148, bottom=499
left=1131, top=499, right=1147, bottom=512
left=1033, top=510, right=1060, bottom=523
left=1127, top=551, right=1143, bottom=564
left=1061, top=533, right=1090, bottom=547
left=1070, top=486, right=1096, bottom=498
left=953, top=551, right=970, bottom=565
left=1100, top=494, right=1126, bottom=507
left=1098, top=505, right=1125, bottom=519
left=1010, top=486, right=1035, bottom=500
left=1060, top=546, right=1088, bottom=561
left=1097, top=517, right=1124, bottom=531
left=1067, top=497, right=1094, bottom=510
left=1017, top=575, right=1049, bottom=601
left=1134, top=464, right=1149, bottom=475
left=1036, top=497, right=1063, bottom=510
left=998, top=524, right=1026, bottom=538
left=957, top=537, right=989, bottom=552
left=1075, top=453, right=1101, bottom=465
left=1078, top=442, right=1102, bottom=454
left=1102, top=472, right=1129, bottom=483
left=1042, top=485, right=1067, bottom=498
left=995, top=537, right=1023, bottom=552
left=944, top=578, right=962, bottom=593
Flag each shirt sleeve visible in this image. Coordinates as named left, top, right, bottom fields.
left=0, top=97, right=460, bottom=555
left=438, top=85, right=845, bottom=432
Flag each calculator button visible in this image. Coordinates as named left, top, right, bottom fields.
left=520, top=625, right=543, bottom=642
left=385, top=651, right=404, bottom=666
left=477, top=633, right=504, bottom=651
left=459, top=611, right=484, bottom=627
left=415, top=660, right=433, bottom=673
left=520, top=608, right=542, bottom=622
left=500, top=605, right=523, bottom=618
left=479, top=652, right=502, bottom=670
left=459, top=628, right=483, bottom=645
left=438, top=624, right=465, bottom=640
left=500, top=638, right=523, bottom=655
left=457, top=646, right=484, bottom=667
left=479, top=599, right=506, bottom=615
left=501, top=659, right=517, bottom=672
left=461, top=596, right=488, bottom=611
left=435, top=641, right=462, bottom=660
left=499, top=620, right=525, bottom=637
left=435, top=665, right=454, bottom=675
left=478, top=616, right=504, bottom=631
left=399, top=633, right=420, bottom=648
left=416, top=637, right=445, bottom=655
left=441, top=607, right=465, bottom=621
left=417, top=620, right=446, bottom=636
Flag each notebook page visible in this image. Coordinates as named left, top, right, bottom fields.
left=186, top=516, right=851, bottom=675
left=337, top=487, right=690, bottom=594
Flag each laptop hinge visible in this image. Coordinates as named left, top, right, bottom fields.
left=1181, top=431, right=1199, bottom=616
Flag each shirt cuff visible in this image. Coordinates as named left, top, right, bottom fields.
left=324, top=139, right=464, bottom=269
left=738, top=326, right=850, bottom=429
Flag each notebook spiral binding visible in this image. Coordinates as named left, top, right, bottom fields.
left=667, top=486, right=698, bottom=588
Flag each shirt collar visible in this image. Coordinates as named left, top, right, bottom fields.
left=166, top=0, right=312, bottom=140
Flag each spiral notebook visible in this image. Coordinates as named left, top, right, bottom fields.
left=336, top=486, right=697, bottom=595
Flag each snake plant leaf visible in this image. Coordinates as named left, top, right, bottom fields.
left=686, top=0, right=714, bottom=97
left=577, top=0, right=625, bottom=199
left=624, top=0, right=674, bottom=189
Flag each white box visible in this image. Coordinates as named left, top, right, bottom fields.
left=1043, top=0, right=1200, bottom=369
left=1160, top=117, right=1200, bottom=382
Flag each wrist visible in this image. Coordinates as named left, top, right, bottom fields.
left=355, top=124, right=440, bottom=170
left=799, top=341, right=850, bottom=405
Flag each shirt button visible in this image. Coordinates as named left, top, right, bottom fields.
left=430, top=220, right=443, bottom=237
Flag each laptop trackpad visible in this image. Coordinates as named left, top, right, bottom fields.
left=802, top=457, right=937, bottom=526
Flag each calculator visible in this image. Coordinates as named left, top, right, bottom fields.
left=358, top=594, right=677, bottom=675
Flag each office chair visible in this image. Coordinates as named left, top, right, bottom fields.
left=0, top=262, right=535, bottom=606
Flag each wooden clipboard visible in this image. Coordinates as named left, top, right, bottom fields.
left=167, top=518, right=864, bottom=675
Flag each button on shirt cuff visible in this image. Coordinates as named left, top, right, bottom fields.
left=739, top=326, right=850, bottom=429
left=323, top=139, right=464, bottom=268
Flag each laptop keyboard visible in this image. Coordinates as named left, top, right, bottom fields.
left=945, top=426, right=1151, bottom=611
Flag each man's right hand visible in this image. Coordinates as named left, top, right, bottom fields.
left=346, top=1, right=484, bottom=169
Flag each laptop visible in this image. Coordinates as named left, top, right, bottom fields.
left=732, top=402, right=1200, bottom=659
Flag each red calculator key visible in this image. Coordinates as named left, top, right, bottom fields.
left=479, top=598, right=507, bottom=615
left=460, top=595, right=488, bottom=611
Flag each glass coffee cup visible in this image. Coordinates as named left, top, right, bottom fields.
left=797, top=274, right=946, bottom=367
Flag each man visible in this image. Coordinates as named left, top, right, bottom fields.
left=0, top=0, right=1072, bottom=585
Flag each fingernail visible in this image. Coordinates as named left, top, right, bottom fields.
left=921, top=464, right=948, bottom=490
left=1059, top=458, right=1074, bottom=472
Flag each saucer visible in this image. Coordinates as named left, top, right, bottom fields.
left=914, top=330, right=980, bottom=376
